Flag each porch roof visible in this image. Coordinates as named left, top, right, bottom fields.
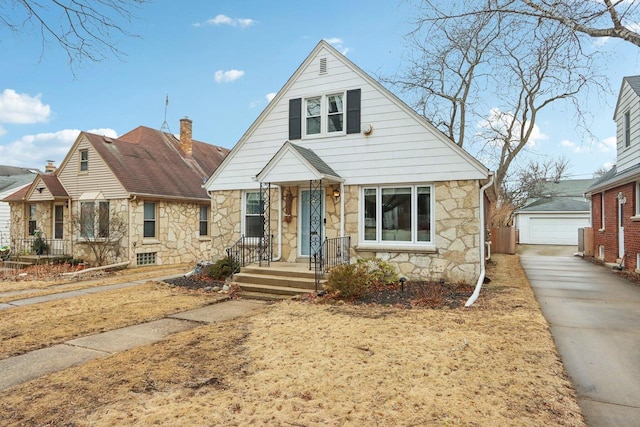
left=255, top=141, right=343, bottom=185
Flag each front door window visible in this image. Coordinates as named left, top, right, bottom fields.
left=300, top=189, right=324, bottom=257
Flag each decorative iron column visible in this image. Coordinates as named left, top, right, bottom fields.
left=259, top=182, right=271, bottom=266
left=308, top=179, right=323, bottom=270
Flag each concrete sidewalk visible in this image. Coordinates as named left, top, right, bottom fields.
left=0, top=276, right=267, bottom=391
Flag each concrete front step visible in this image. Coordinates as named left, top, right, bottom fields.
left=233, top=263, right=325, bottom=298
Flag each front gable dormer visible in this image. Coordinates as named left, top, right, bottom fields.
left=614, top=76, right=640, bottom=173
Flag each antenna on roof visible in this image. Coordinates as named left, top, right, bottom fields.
left=160, top=94, right=171, bottom=133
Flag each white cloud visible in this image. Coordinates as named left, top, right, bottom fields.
left=560, top=139, right=590, bottom=153
left=0, top=89, right=51, bottom=124
left=194, top=14, right=256, bottom=28
left=214, top=69, right=245, bottom=83
left=598, top=136, right=616, bottom=152
left=0, top=128, right=117, bottom=168
left=324, top=38, right=350, bottom=55
left=476, top=108, right=548, bottom=148
left=266, top=93, right=276, bottom=102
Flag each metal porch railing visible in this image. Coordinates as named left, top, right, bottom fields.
left=226, top=235, right=273, bottom=270
left=313, top=236, right=351, bottom=292
left=11, top=238, right=71, bottom=257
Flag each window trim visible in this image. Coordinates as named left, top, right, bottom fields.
left=600, top=192, right=605, bottom=231
left=199, top=205, right=209, bottom=237
left=242, top=191, right=264, bottom=241
left=79, top=149, right=89, bottom=172
left=359, top=184, right=434, bottom=247
left=28, top=204, right=37, bottom=236
left=303, top=92, right=345, bottom=138
left=79, top=200, right=110, bottom=240
left=143, top=202, right=157, bottom=239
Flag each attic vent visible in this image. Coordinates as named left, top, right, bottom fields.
left=103, top=136, right=113, bottom=143
left=319, top=57, right=327, bottom=75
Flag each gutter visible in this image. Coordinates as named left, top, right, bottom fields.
left=465, top=172, right=495, bottom=308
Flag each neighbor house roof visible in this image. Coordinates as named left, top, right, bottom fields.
left=84, top=126, right=229, bottom=201
left=583, top=165, right=640, bottom=195
left=518, top=197, right=590, bottom=212
left=538, top=178, right=596, bottom=198
left=0, top=166, right=39, bottom=194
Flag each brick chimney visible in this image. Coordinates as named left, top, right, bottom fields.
left=44, top=160, right=57, bottom=173
left=179, top=117, right=193, bottom=156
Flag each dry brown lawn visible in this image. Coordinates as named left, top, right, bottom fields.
left=0, top=254, right=586, bottom=426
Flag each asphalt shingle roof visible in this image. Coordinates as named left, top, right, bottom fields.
left=86, top=126, right=229, bottom=201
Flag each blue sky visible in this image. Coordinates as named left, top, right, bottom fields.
left=0, top=0, right=638, bottom=180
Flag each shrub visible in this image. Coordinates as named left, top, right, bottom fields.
left=324, top=258, right=399, bottom=299
left=207, top=256, right=240, bottom=280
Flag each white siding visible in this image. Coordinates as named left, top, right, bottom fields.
left=0, top=184, right=30, bottom=243
left=57, top=136, right=127, bottom=199
left=207, top=45, right=487, bottom=191
left=616, top=80, right=640, bottom=173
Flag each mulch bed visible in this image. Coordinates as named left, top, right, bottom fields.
left=165, top=274, right=475, bottom=308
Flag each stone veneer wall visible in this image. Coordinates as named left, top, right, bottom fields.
left=348, top=180, right=482, bottom=284
left=130, top=199, right=210, bottom=266
left=71, top=198, right=129, bottom=265
left=210, top=180, right=482, bottom=284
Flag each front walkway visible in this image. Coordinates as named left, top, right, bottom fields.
left=519, top=245, right=640, bottom=426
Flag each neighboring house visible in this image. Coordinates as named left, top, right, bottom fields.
left=205, top=40, right=494, bottom=284
left=0, top=165, right=39, bottom=246
left=3, top=119, right=228, bottom=266
left=586, top=75, right=640, bottom=270
left=515, top=179, right=595, bottom=245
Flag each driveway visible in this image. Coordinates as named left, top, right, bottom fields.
left=518, top=244, right=640, bottom=426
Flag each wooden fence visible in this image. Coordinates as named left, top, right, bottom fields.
left=490, top=226, right=516, bottom=255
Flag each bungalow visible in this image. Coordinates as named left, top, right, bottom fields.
left=586, top=75, right=640, bottom=270
left=205, top=40, right=494, bottom=287
left=3, top=119, right=228, bottom=266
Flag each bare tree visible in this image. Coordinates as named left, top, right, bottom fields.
left=388, top=1, right=605, bottom=206
left=487, top=0, right=640, bottom=47
left=0, top=0, right=146, bottom=69
left=70, top=205, right=127, bottom=266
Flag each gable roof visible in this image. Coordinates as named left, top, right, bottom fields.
left=518, top=197, right=590, bottom=212
left=614, top=75, right=640, bottom=118
left=83, top=126, right=228, bottom=201
left=205, top=40, right=489, bottom=190
left=256, top=141, right=342, bottom=184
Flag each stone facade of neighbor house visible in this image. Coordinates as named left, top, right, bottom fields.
left=3, top=119, right=229, bottom=267
left=207, top=44, right=493, bottom=287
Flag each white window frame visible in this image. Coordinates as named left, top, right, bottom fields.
left=242, top=191, right=264, bottom=241
left=303, top=92, right=345, bottom=137
left=635, top=182, right=640, bottom=217
left=79, top=201, right=110, bottom=240
left=360, top=184, right=434, bottom=246
left=143, top=202, right=157, bottom=239
left=199, top=205, right=209, bottom=237
left=625, top=110, right=631, bottom=148
left=600, top=192, right=605, bottom=231
left=79, top=149, right=89, bottom=172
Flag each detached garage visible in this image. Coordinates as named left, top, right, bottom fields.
left=514, top=179, right=594, bottom=246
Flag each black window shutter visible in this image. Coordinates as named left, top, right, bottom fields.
left=289, top=98, right=302, bottom=140
left=346, top=89, right=361, bottom=134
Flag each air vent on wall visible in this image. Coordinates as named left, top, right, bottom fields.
left=319, top=57, right=327, bottom=75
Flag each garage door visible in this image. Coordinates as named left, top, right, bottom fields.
left=529, top=217, right=590, bottom=245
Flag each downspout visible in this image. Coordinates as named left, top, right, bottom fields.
left=465, top=172, right=495, bottom=308
left=129, top=195, right=136, bottom=266
left=272, top=185, right=282, bottom=261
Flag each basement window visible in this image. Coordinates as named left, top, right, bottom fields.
left=137, top=252, right=157, bottom=266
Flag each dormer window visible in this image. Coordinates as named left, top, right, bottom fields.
left=304, top=93, right=344, bottom=136
left=289, top=89, right=360, bottom=140
left=79, top=149, right=89, bottom=171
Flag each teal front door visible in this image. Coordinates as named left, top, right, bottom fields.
left=300, top=189, right=324, bottom=257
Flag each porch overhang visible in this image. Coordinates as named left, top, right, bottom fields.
left=255, top=141, right=343, bottom=186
